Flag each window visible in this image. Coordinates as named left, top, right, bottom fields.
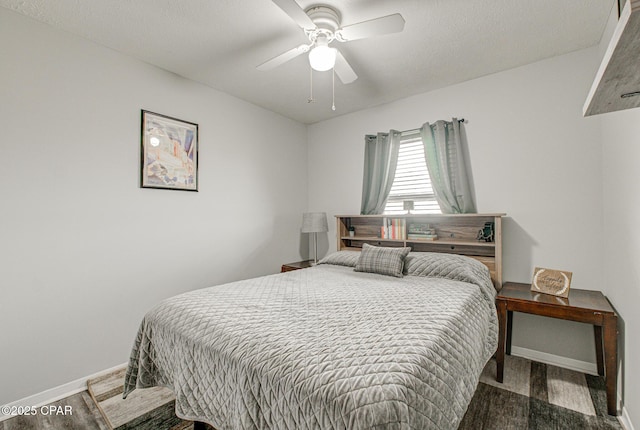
left=383, top=137, right=441, bottom=214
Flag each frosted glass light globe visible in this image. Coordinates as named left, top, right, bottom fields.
left=309, top=45, right=336, bottom=72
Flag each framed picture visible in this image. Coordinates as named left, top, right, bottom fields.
left=140, top=110, right=198, bottom=191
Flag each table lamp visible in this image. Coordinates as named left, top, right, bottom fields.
left=302, top=212, right=328, bottom=265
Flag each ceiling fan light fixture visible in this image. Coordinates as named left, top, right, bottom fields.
left=309, top=44, right=336, bottom=71
left=259, top=0, right=405, bottom=109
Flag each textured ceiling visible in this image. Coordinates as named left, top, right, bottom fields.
left=1, top=0, right=614, bottom=124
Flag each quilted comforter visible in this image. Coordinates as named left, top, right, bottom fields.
left=124, top=252, right=498, bottom=430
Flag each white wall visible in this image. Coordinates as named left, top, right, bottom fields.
left=595, top=7, right=639, bottom=423
left=308, top=48, right=605, bottom=365
left=601, top=107, right=640, bottom=424
left=0, top=9, right=307, bottom=405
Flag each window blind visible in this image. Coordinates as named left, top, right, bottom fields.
left=384, top=138, right=441, bottom=214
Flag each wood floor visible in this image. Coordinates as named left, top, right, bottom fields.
left=0, top=391, right=109, bottom=430
left=0, top=356, right=622, bottom=430
left=87, top=367, right=191, bottom=430
left=459, top=358, right=622, bottom=430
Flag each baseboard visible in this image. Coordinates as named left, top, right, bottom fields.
left=619, top=405, right=635, bottom=430
left=510, top=345, right=598, bottom=375
left=0, top=362, right=127, bottom=423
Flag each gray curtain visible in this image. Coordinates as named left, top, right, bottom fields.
left=360, top=130, right=402, bottom=215
left=420, top=119, right=477, bottom=214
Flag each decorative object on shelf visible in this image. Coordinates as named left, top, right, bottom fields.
left=141, top=110, right=198, bottom=191
left=302, top=212, right=329, bottom=265
left=531, top=267, right=573, bottom=298
left=403, top=200, right=414, bottom=214
left=348, top=226, right=355, bottom=237
left=476, top=222, right=494, bottom=242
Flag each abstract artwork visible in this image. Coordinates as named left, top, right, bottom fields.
left=141, top=110, right=198, bottom=191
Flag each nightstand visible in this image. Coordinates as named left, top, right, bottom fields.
left=280, top=260, right=313, bottom=273
left=496, top=282, right=618, bottom=415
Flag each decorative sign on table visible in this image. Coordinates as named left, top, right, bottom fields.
left=531, top=267, right=573, bottom=298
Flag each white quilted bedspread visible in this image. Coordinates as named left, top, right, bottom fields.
left=124, top=256, right=497, bottom=430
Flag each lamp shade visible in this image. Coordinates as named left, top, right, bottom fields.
left=302, top=212, right=328, bottom=233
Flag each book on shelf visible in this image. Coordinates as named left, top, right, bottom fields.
left=407, top=234, right=439, bottom=241
left=408, top=222, right=429, bottom=233
left=381, top=217, right=407, bottom=240
left=407, top=223, right=437, bottom=240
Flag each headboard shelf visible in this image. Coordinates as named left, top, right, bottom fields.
left=336, top=213, right=505, bottom=289
left=339, top=236, right=497, bottom=248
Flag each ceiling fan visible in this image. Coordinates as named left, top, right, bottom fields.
left=257, top=0, right=405, bottom=84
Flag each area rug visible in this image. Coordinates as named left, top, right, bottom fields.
left=88, top=357, right=622, bottom=430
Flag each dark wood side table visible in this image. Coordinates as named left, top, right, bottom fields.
left=496, top=282, right=618, bottom=415
left=281, top=260, right=313, bottom=273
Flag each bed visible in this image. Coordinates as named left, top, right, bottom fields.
left=123, top=249, right=498, bottom=430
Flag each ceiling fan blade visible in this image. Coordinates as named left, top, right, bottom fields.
left=272, top=0, right=316, bottom=29
left=336, top=13, right=405, bottom=41
left=257, top=44, right=311, bottom=71
left=334, top=51, right=358, bottom=84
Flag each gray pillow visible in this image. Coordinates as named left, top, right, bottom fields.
left=318, top=251, right=361, bottom=267
left=404, top=252, right=487, bottom=276
left=354, top=243, right=411, bottom=277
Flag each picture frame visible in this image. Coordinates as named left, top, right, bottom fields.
left=530, top=267, right=573, bottom=298
left=140, top=110, right=198, bottom=191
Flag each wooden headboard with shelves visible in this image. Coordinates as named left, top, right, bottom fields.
left=335, top=213, right=505, bottom=289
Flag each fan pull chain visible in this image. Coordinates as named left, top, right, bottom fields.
left=308, top=66, right=314, bottom=103
left=331, top=68, right=336, bottom=111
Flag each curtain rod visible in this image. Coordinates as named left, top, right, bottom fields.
left=366, top=119, right=466, bottom=139
left=400, top=118, right=466, bottom=136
